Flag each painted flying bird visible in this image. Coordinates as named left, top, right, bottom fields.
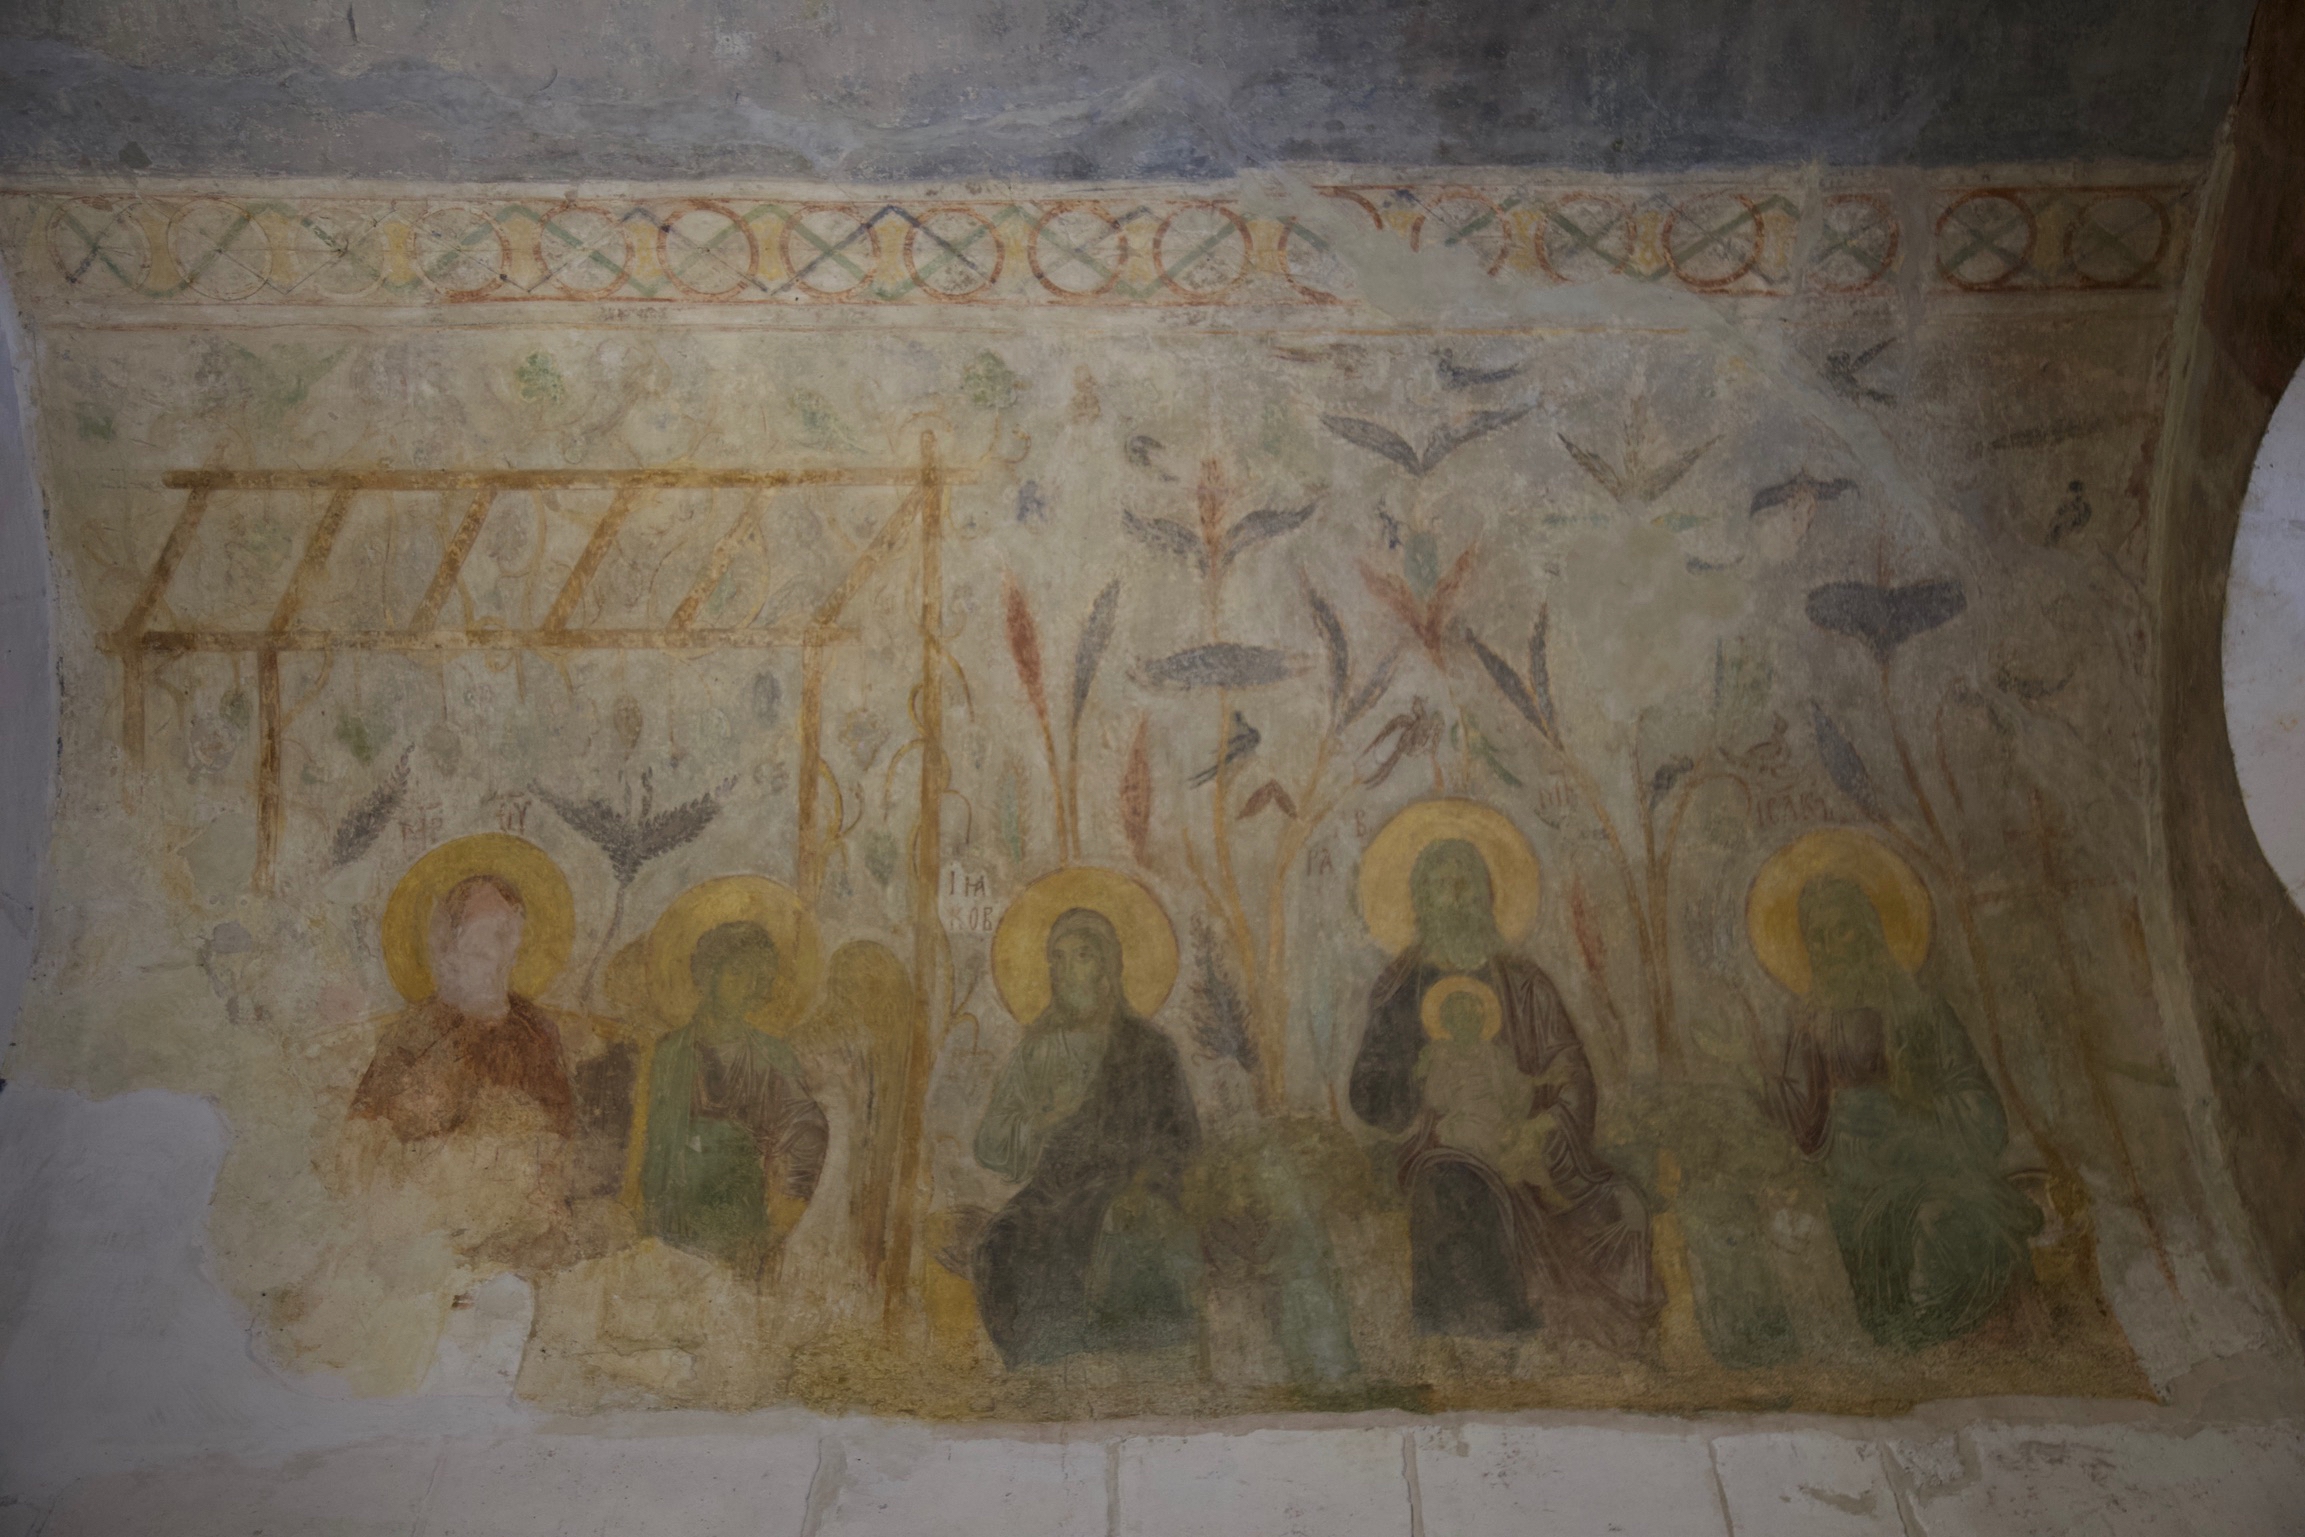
left=1189, top=711, right=1261, bottom=788
left=1823, top=336, right=1897, bottom=404
left=1436, top=350, right=1529, bottom=390
left=1749, top=470, right=1856, bottom=519
left=2048, top=480, right=2093, bottom=546
left=1725, top=714, right=1791, bottom=776
left=1994, top=662, right=2073, bottom=704
left=1125, top=434, right=1175, bottom=481
left=1361, top=696, right=1444, bottom=789
left=1271, top=342, right=1368, bottom=375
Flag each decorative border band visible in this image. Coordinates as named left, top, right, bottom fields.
left=5, top=179, right=2194, bottom=309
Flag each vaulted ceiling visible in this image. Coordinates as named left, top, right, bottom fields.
left=0, top=0, right=2262, bottom=181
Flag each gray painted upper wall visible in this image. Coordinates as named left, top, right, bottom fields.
left=0, top=0, right=2261, bottom=182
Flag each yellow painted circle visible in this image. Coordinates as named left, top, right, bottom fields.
left=1357, top=799, right=1542, bottom=955
left=1419, top=974, right=1504, bottom=1042
left=382, top=834, right=574, bottom=1003
left=644, top=875, right=823, bottom=1034
left=991, top=865, right=1179, bottom=1024
left=1746, top=827, right=1932, bottom=996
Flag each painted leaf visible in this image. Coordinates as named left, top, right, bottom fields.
left=1810, top=702, right=1882, bottom=818
left=1342, top=647, right=1401, bottom=727
left=1466, top=631, right=1546, bottom=733
left=1558, top=433, right=1627, bottom=500
left=1137, top=643, right=1300, bottom=691
left=536, top=781, right=720, bottom=886
left=1358, top=561, right=1427, bottom=638
left=1570, top=872, right=1609, bottom=984
left=1304, top=585, right=1349, bottom=709
left=1239, top=778, right=1299, bottom=820
left=1002, top=573, right=1051, bottom=726
left=1464, top=716, right=1523, bottom=789
left=1069, top=579, right=1121, bottom=730
left=1527, top=605, right=1558, bottom=737
left=328, top=747, right=410, bottom=868
left=1418, top=404, right=1535, bottom=475
left=638, top=793, right=721, bottom=864
left=1185, top=915, right=1257, bottom=1073
left=1120, top=715, right=1153, bottom=864
left=1219, top=500, right=1318, bottom=569
left=1805, top=578, right=1968, bottom=664
left=1429, top=543, right=1481, bottom=629
left=1320, top=414, right=1421, bottom=475
left=1632, top=434, right=1719, bottom=502
left=1120, top=507, right=1205, bottom=570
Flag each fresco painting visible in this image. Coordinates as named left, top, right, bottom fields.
left=0, top=175, right=2208, bottom=1417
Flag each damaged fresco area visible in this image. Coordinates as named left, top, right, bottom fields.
left=0, top=174, right=2222, bottom=1418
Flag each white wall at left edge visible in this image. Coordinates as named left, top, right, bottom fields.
left=0, top=250, right=55, bottom=1062
left=2226, top=362, right=2305, bottom=913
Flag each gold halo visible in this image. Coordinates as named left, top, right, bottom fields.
left=1358, top=799, right=1542, bottom=955
left=1746, top=828, right=1932, bottom=996
left=992, top=865, right=1179, bottom=1023
left=1420, top=975, right=1503, bottom=1042
left=382, top=834, right=575, bottom=1003
left=644, top=875, right=823, bottom=1033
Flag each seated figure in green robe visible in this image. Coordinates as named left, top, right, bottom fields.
left=641, top=921, right=829, bottom=1278
left=972, top=907, right=1201, bottom=1367
left=1758, top=876, right=2042, bottom=1349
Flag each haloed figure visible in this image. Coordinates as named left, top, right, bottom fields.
left=1759, top=876, right=2040, bottom=1349
left=351, top=873, right=575, bottom=1145
left=642, top=921, right=829, bottom=1277
left=973, top=908, right=1200, bottom=1367
left=1352, top=839, right=1661, bottom=1349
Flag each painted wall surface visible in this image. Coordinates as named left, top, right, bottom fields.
left=0, top=167, right=2280, bottom=1441
left=0, top=0, right=2258, bottom=180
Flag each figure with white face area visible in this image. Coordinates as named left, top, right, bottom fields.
left=351, top=873, right=575, bottom=1147
left=428, top=875, right=524, bottom=1019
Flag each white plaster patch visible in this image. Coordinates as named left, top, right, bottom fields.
left=815, top=1425, right=1107, bottom=1537
left=423, top=1271, right=537, bottom=1397
left=2224, top=361, right=2305, bottom=912
left=1898, top=1421, right=2305, bottom=1536
left=1411, top=1423, right=1728, bottom=1537
left=40, top=1439, right=444, bottom=1537
left=1709, top=1432, right=1901, bottom=1537
left=415, top=1429, right=819, bottom=1536
left=0, top=1085, right=524, bottom=1510
left=1115, top=1428, right=1411, bottom=1537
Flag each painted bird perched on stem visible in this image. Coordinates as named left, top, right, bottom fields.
left=1361, top=696, right=1444, bottom=788
left=1190, top=711, right=1261, bottom=788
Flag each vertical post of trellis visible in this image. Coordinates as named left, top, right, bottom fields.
left=114, top=484, right=215, bottom=765
left=254, top=648, right=282, bottom=888
left=885, top=429, right=948, bottom=1330
left=248, top=484, right=358, bottom=890
left=796, top=633, right=829, bottom=898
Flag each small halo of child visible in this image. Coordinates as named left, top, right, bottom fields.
left=1415, top=976, right=1572, bottom=1208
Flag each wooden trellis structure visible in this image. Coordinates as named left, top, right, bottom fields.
left=104, top=436, right=970, bottom=1316
left=106, top=441, right=971, bottom=889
